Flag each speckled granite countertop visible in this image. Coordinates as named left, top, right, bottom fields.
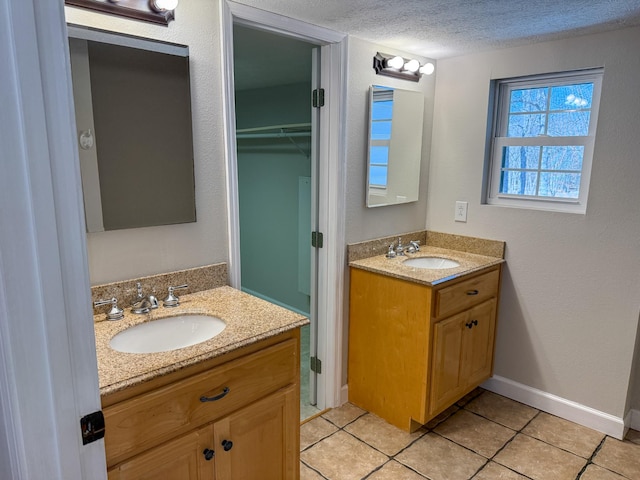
left=95, top=286, right=308, bottom=397
left=349, top=246, right=504, bottom=286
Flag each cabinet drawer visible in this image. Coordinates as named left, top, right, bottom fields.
left=435, top=268, right=499, bottom=319
left=104, top=339, right=297, bottom=467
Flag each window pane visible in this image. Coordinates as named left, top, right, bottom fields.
left=541, top=146, right=584, bottom=171
left=507, top=114, right=546, bottom=137
left=372, top=99, right=393, bottom=120
left=547, top=111, right=590, bottom=136
left=369, top=166, right=388, bottom=186
left=549, top=83, right=593, bottom=110
left=500, top=170, right=538, bottom=196
left=539, top=172, right=581, bottom=198
left=509, top=88, right=548, bottom=113
left=371, top=121, right=392, bottom=140
left=370, top=146, right=389, bottom=165
left=503, top=146, right=540, bottom=169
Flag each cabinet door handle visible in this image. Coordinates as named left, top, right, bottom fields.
left=466, top=289, right=479, bottom=296
left=465, top=319, right=478, bottom=329
left=203, top=448, right=215, bottom=461
left=200, top=386, right=230, bottom=402
left=222, top=439, right=233, bottom=451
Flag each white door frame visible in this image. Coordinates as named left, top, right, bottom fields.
left=0, top=0, right=106, bottom=478
left=220, top=0, right=348, bottom=409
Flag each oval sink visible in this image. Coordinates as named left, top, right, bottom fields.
left=403, top=257, right=460, bottom=269
left=110, top=315, right=226, bottom=354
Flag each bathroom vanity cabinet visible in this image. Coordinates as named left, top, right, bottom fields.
left=104, top=331, right=300, bottom=479
left=348, top=266, right=501, bottom=432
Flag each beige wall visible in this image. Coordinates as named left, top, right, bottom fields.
left=65, top=1, right=228, bottom=285
left=427, top=26, right=640, bottom=418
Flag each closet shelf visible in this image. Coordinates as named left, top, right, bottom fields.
left=236, top=123, right=311, bottom=140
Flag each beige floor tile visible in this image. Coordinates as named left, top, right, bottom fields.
left=435, top=409, right=516, bottom=458
left=456, top=387, right=485, bottom=407
left=626, top=428, right=640, bottom=445
left=494, top=434, right=587, bottom=480
left=472, top=462, right=529, bottom=479
left=344, top=413, right=425, bottom=456
left=465, top=391, right=538, bottom=430
left=367, top=460, right=427, bottom=480
left=300, top=430, right=388, bottom=480
left=579, top=464, right=628, bottom=480
left=396, top=432, right=486, bottom=480
left=425, top=404, right=460, bottom=429
left=322, top=402, right=366, bottom=428
left=593, top=437, right=640, bottom=479
left=522, top=412, right=605, bottom=458
left=301, top=416, right=339, bottom=450
left=300, top=462, right=325, bottom=480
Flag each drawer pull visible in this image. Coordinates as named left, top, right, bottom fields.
left=203, top=448, right=215, bottom=461
left=222, top=439, right=233, bottom=452
left=465, top=319, right=479, bottom=329
left=200, top=386, right=230, bottom=403
left=466, top=290, right=479, bottom=296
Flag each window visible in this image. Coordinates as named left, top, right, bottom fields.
left=369, top=88, right=394, bottom=188
left=486, top=69, right=603, bottom=213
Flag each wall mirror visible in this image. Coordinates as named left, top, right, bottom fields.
left=366, top=85, right=424, bottom=207
left=68, top=25, right=196, bottom=232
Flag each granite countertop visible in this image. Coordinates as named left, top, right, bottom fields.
left=349, top=246, right=504, bottom=286
left=94, top=286, right=308, bottom=397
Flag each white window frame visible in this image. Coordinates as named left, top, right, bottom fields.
left=486, top=69, right=603, bottom=214
left=368, top=88, right=394, bottom=190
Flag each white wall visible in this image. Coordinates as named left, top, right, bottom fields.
left=427, top=26, right=640, bottom=418
left=65, top=1, right=228, bottom=285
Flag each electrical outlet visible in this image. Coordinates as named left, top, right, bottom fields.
left=455, top=201, right=468, bottom=222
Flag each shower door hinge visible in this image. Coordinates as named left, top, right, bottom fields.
left=311, top=231, right=324, bottom=248
left=312, top=88, right=325, bottom=108
left=310, top=356, right=322, bottom=374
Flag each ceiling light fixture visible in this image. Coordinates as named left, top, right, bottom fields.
left=149, top=0, right=178, bottom=12
left=373, top=52, right=435, bottom=82
left=65, top=0, right=177, bottom=26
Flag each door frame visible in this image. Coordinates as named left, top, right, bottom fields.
left=220, top=0, right=347, bottom=409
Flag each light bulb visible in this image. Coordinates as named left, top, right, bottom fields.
left=386, top=56, right=404, bottom=70
left=150, top=0, right=178, bottom=12
left=419, top=63, right=435, bottom=75
left=404, top=59, right=420, bottom=73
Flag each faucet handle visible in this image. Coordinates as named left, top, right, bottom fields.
left=94, top=297, right=124, bottom=321
left=163, top=284, right=188, bottom=308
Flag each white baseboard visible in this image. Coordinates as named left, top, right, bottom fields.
left=630, top=409, right=640, bottom=431
left=483, top=376, right=626, bottom=439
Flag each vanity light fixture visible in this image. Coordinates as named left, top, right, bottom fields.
left=373, top=52, right=435, bottom=82
left=65, top=0, right=177, bottom=26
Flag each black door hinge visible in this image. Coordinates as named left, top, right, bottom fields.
left=310, top=356, right=322, bottom=374
left=311, top=231, right=324, bottom=248
left=80, top=410, right=105, bottom=445
left=312, top=88, right=325, bottom=108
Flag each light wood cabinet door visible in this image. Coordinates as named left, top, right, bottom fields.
left=214, top=386, right=299, bottom=480
left=429, top=299, right=497, bottom=417
left=107, top=424, right=215, bottom=480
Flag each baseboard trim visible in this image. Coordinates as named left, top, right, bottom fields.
left=483, top=376, right=626, bottom=439
left=630, top=409, right=640, bottom=431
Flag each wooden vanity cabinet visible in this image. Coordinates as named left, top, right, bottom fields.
left=348, top=266, right=501, bottom=432
left=104, top=330, right=300, bottom=480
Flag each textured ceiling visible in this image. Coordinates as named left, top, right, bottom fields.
left=233, top=0, right=640, bottom=59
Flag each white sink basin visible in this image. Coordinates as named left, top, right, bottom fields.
left=110, top=315, right=226, bottom=354
left=403, top=257, right=460, bottom=269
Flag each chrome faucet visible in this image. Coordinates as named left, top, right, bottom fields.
left=386, top=237, right=421, bottom=258
left=131, top=282, right=158, bottom=314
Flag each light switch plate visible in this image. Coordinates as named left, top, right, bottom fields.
left=455, top=201, right=468, bottom=222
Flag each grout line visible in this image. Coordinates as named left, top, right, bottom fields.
left=300, top=458, right=330, bottom=480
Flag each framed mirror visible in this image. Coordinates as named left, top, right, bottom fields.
left=366, top=85, right=424, bottom=207
left=68, top=25, right=196, bottom=232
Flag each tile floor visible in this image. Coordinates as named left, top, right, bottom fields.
left=300, top=389, right=640, bottom=480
